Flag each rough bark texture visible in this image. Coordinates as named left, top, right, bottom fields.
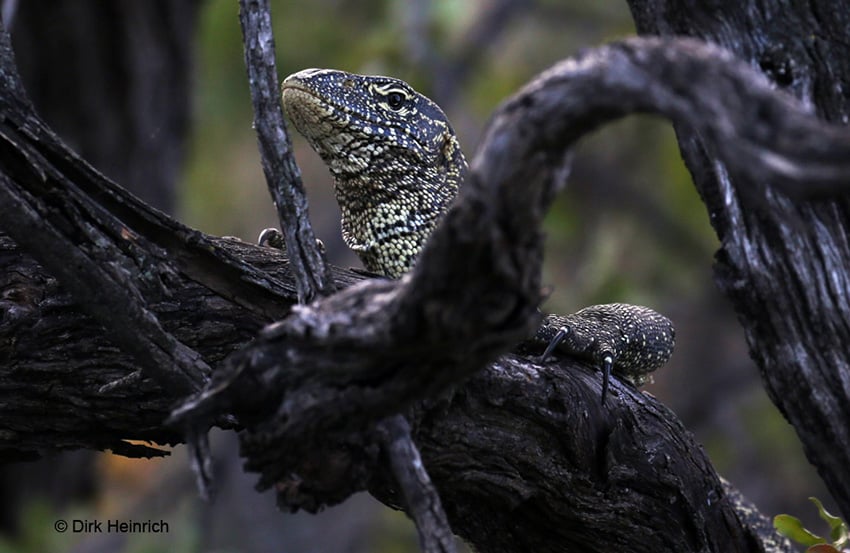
left=0, top=234, right=359, bottom=460
left=1, top=4, right=848, bottom=553
left=1, top=0, right=203, bottom=535
left=627, top=0, right=850, bottom=521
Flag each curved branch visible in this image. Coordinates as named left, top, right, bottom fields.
left=469, top=37, right=850, bottom=199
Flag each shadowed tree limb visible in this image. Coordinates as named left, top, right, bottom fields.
left=3, top=20, right=848, bottom=553
left=0, top=21, right=207, bottom=397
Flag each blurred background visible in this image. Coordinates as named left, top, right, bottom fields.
left=0, top=0, right=836, bottom=551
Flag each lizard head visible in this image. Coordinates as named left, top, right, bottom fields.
left=282, top=68, right=465, bottom=190
left=282, top=68, right=467, bottom=278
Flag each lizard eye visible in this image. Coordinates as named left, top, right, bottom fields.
left=386, top=91, right=406, bottom=110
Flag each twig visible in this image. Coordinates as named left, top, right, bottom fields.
left=237, top=0, right=335, bottom=303
left=377, top=415, right=456, bottom=553
left=186, top=423, right=215, bottom=501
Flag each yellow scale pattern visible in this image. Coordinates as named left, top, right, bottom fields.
left=282, top=68, right=465, bottom=278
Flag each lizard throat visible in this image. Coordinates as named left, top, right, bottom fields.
left=333, top=169, right=455, bottom=278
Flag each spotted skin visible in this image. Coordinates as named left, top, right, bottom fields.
left=282, top=68, right=466, bottom=278
left=536, top=304, right=675, bottom=403
left=280, top=69, right=675, bottom=403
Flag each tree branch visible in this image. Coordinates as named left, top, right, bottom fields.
left=377, top=415, right=456, bottom=553
left=0, top=22, right=206, bottom=396
left=627, top=0, right=850, bottom=521
left=0, top=234, right=361, bottom=461
left=238, top=0, right=334, bottom=303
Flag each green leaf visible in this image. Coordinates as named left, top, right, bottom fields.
left=809, top=497, right=849, bottom=544
left=774, top=514, right=826, bottom=546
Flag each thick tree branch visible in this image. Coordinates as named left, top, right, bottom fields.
left=0, top=16, right=308, bottom=400
left=0, top=234, right=360, bottom=461
left=0, top=171, right=207, bottom=395
left=0, top=23, right=206, bottom=395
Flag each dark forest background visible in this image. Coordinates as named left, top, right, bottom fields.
left=0, top=1, right=833, bottom=552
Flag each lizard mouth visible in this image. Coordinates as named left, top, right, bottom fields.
left=280, top=79, right=313, bottom=96
left=281, top=78, right=430, bottom=152
left=281, top=80, right=325, bottom=110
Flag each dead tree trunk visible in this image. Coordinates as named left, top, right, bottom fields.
left=1, top=3, right=849, bottom=553
left=627, top=0, right=850, bottom=521
left=10, top=0, right=201, bottom=212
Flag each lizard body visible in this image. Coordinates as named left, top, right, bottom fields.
left=280, top=68, right=675, bottom=402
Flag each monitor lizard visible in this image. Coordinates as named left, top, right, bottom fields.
left=276, top=68, right=675, bottom=404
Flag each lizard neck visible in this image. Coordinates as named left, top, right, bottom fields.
left=333, top=156, right=464, bottom=278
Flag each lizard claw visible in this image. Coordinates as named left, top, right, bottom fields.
left=600, top=354, right=614, bottom=405
left=258, top=228, right=326, bottom=254
left=258, top=228, right=285, bottom=249
left=538, top=326, right=568, bottom=363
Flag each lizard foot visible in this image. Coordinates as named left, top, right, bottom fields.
left=532, top=304, right=675, bottom=405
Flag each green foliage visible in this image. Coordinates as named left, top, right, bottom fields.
left=775, top=514, right=827, bottom=547
left=775, top=497, right=849, bottom=552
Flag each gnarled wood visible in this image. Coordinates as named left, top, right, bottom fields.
left=628, top=0, right=850, bottom=521
left=1, top=7, right=846, bottom=552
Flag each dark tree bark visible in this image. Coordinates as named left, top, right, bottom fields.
left=1, top=0, right=202, bottom=535
left=10, top=0, right=201, bottom=213
left=1, top=3, right=849, bottom=553
left=627, top=0, right=850, bottom=522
